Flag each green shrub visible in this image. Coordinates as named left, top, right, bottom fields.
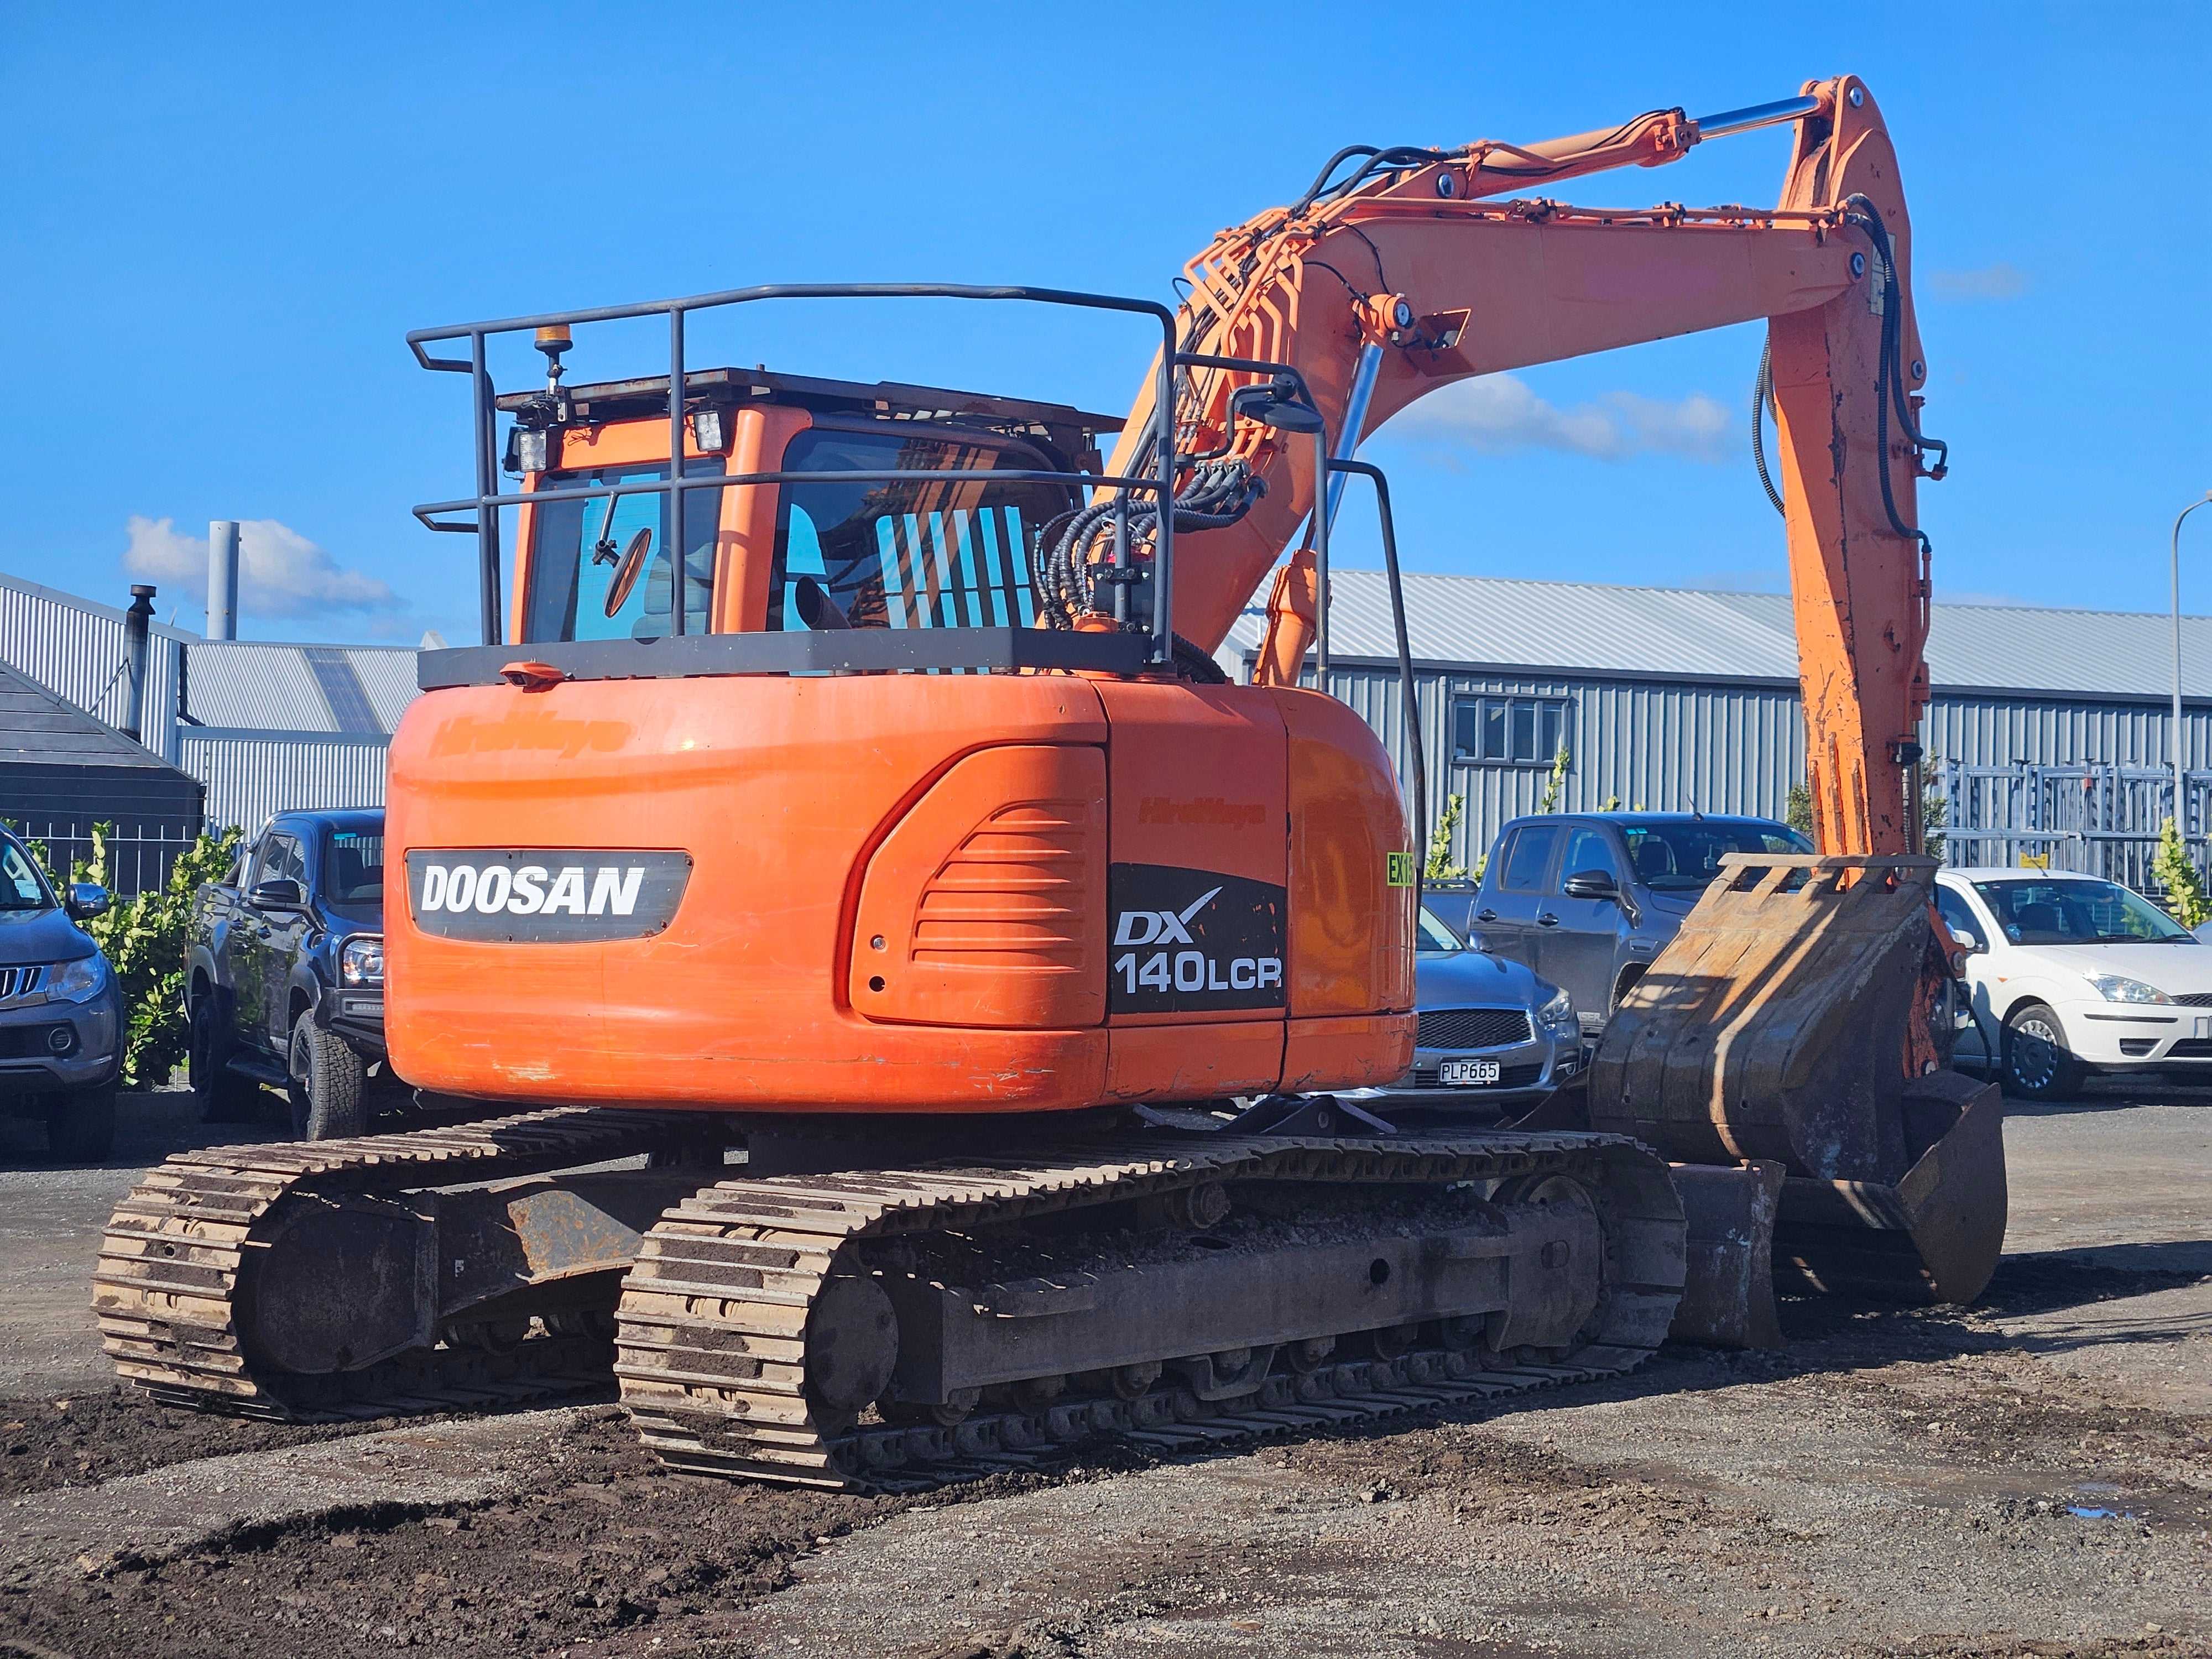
left=2155, top=816, right=2209, bottom=928
left=1538, top=745, right=1571, bottom=813
left=1785, top=782, right=1814, bottom=839
left=22, top=822, right=243, bottom=1088
left=1425, top=793, right=1468, bottom=883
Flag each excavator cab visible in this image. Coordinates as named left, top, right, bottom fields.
left=495, top=366, right=1113, bottom=645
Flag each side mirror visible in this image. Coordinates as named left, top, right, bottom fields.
left=1950, top=929, right=1981, bottom=954
left=1562, top=869, right=1618, bottom=901
left=65, top=883, right=111, bottom=921
left=1229, top=379, right=1325, bottom=434
left=249, top=878, right=306, bottom=910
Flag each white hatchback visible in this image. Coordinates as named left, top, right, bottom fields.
left=1936, top=867, right=2212, bottom=1100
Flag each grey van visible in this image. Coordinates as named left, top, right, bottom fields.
left=1428, top=813, right=1811, bottom=1033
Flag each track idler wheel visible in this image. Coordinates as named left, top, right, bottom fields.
left=804, top=1274, right=899, bottom=1413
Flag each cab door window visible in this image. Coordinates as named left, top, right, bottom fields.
left=1934, top=885, right=1987, bottom=949
left=524, top=460, right=727, bottom=643
left=1557, top=826, right=1623, bottom=888
left=1499, top=824, right=1561, bottom=892
left=253, top=835, right=305, bottom=893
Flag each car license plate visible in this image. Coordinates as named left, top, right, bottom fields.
left=1438, top=1058, right=1501, bottom=1087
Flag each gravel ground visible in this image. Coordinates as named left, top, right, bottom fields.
left=0, top=1082, right=2204, bottom=1658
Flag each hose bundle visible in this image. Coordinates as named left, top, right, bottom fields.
left=1032, top=458, right=1265, bottom=628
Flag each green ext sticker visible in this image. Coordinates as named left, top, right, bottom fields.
left=1386, top=852, right=1415, bottom=888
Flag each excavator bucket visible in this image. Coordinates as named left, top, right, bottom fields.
left=1587, top=853, right=2007, bottom=1307
left=1770, top=1067, right=2008, bottom=1302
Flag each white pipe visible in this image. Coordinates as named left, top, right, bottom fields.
left=207, top=520, right=240, bottom=640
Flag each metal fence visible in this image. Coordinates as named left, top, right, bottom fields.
left=6, top=818, right=208, bottom=898
left=1942, top=761, right=2212, bottom=890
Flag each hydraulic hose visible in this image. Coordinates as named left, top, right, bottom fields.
left=1751, top=333, right=1785, bottom=517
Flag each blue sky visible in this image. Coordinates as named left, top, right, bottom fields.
left=3, top=3, right=2205, bottom=645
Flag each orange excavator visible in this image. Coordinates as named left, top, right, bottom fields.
left=98, top=76, right=2003, bottom=1489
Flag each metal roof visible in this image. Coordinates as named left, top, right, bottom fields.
left=182, top=639, right=418, bottom=735
left=0, top=569, right=421, bottom=739
left=1223, top=572, right=2212, bottom=701
left=0, top=658, right=178, bottom=771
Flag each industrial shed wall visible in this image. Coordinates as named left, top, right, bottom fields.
left=1314, top=660, right=2212, bottom=873
left=2, top=571, right=418, bottom=834
left=1317, top=663, right=1807, bottom=870
left=180, top=731, right=390, bottom=834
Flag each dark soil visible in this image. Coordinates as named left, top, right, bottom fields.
left=0, top=1406, right=1089, bottom=1659
left=0, top=1388, right=416, bottom=1500
left=4, top=1251, right=2207, bottom=1658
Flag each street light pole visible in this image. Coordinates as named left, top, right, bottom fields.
left=2173, top=492, right=2212, bottom=837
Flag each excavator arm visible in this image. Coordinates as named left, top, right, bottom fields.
left=1102, top=77, right=2001, bottom=1318
left=1103, top=75, right=1938, bottom=857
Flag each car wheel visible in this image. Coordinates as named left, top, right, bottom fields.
left=45, top=1082, right=116, bottom=1161
left=189, top=997, right=262, bottom=1124
left=289, top=1016, right=367, bottom=1140
left=2001, top=1001, right=2085, bottom=1102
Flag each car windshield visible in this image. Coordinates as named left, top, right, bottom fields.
left=1971, top=877, right=2194, bottom=945
left=1417, top=906, right=1464, bottom=954
left=322, top=828, right=385, bottom=915
left=1617, top=820, right=1811, bottom=891
left=0, top=840, right=51, bottom=911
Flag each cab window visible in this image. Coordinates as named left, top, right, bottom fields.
left=1417, top=907, right=1463, bottom=953
left=1498, top=824, right=1560, bottom=893
left=322, top=830, right=385, bottom=913
left=524, top=460, right=726, bottom=643
left=0, top=841, right=48, bottom=911
left=1971, top=878, right=2193, bottom=945
left=1934, top=884, right=1985, bottom=947
left=253, top=834, right=305, bottom=891
left=768, top=426, right=1074, bottom=630
left=1557, top=826, right=1622, bottom=890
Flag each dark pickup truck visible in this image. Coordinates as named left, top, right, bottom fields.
left=185, top=808, right=388, bottom=1138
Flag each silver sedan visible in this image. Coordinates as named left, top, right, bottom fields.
left=1342, top=907, right=1584, bottom=1119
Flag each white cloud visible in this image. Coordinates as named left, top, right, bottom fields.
left=1384, top=374, right=1733, bottom=465
left=122, top=516, right=402, bottom=622
left=1928, top=263, right=2027, bottom=301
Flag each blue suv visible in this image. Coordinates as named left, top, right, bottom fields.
left=0, top=828, right=122, bottom=1158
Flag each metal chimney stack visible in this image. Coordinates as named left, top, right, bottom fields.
left=122, top=584, right=156, bottom=743
left=207, top=520, right=240, bottom=641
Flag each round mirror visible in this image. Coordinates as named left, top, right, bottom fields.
left=602, top=528, right=654, bottom=617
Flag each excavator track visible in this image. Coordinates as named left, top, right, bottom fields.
left=93, top=1106, right=733, bottom=1421
left=615, top=1130, right=1684, bottom=1493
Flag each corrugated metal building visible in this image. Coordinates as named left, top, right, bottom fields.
left=1222, top=572, right=2212, bottom=872
left=0, top=571, right=418, bottom=837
